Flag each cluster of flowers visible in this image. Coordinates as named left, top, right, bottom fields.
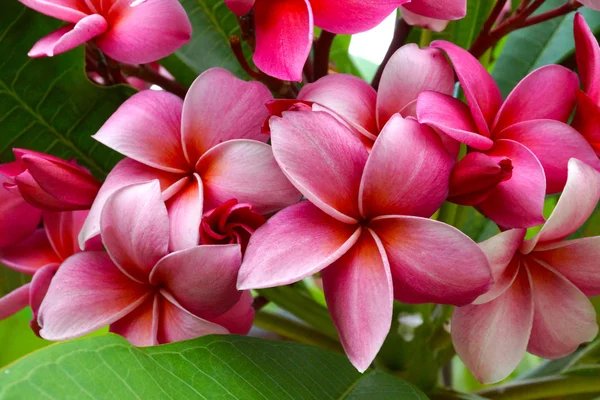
left=2, top=0, right=600, bottom=386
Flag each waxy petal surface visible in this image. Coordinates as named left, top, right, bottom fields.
left=574, top=13, right=600, bottom=102
left=19, top=0, right=88, bottom=23
left=166, top=174, right=203, bottom=251
left=0, top=185, right=42, bottom=248
left=225, top=0, right=255, bottom=16
left=29, top=263, right=60, bottom=334
left=110, top=295, right=158, bottom=347
left=0, top=284, right=31, bottom=321
left=207, top=291, right=254, bottom=335
left=0, top=229, right=60, bottom=274
left=401, top=0, right=466, bottom=20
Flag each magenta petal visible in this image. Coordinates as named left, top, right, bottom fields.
left=19, top=0, right=88, bottom=23
left=310, top=0, right=409, bottom=34
left=400, top=7, right=449, bottom=32
left=452, top=268, right=533, bottom=384
left=93, top=90, right=188, bottom=173
left=207, top=291, right=254, bottom=335
left=526, top=262, right=598, bottom=359
left=477, top=140, right=546, bottom=229
left=150, top=244, right=242, bottom=319
left=158, top=291, right=228, bottom=344
left=492, top=65, right=578, bottom=134
left=0, top=229, right=60, bottom=274
left=299, top=74, right=378, bottom=138
left=402, top=0, right=466, bottom=20
left=28, top=15, right=108, bottom=58
left=253, top=0, right=313, bottom=81
left=416, top=91, right=493, bottom=150
left=360, top=115, right=454, bottom=219
left=378, top=44, right=455, bottom=127
left=574, top=13, right=600, bottom=103
left=432, top=40, right=502, bottom=136
left=197, top=140, right=301, bottom=215
left=101, top=181, right=170, bottom=282
left=166, top=174, right=203, bottom=251
left=238, top=201, right=361, bottom=290
left=110, top=295, right=159, bottom=346
left=579, top=0, right=600, bottom=11
left=225, top=0, right=255, bottom=16
left=79, top=159, right=184, bottom=250
left=322, top=229, right=393, bottom=372
left=270, top=111, right=368, bottom=223
left=95, top=0, right=192, bottom=64
left=0, top=184, right=42, bottom=248
left=573, top=90, right=600, bottom=156
left=38, top=252, right=151, bottom=341
left=43, top=210, right=96, bottom=261
left=0, top=284, right=31, bottom=321
left=371, top=216, right=491, bottom=305
left=29, top=263, right=60, bottom=334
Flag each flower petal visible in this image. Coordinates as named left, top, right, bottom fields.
left=310, top=0, right=409, bottom=34
left=225, top=0, right=255, bottom=16
left=157, top=291, right=228, bottom=344
left=79, top=159, right=184, bottom=250
left=38, top=252, right=151, bottom=341
left=432, top=40, right=502, bottom=136
left=452, top=268, right=533, bottom=384
left=360, top=115, right=454, bottom=219
left=0, top=229, right=60, bottom=274
left=197, top=140, right=301, bottom=215
left=526, top=261, right=598, bottom=359
left=371, top=216, right=491, bottom=305
left=101, top=181, right=170, bottom=282
left=573, top=90, right=600, bottom=156
left=29, top=263, right=60, bottom=335
left=95, top=0, right=191, bottom=64
left=253, top=0, right=312, bottom=81
left=181, top=68, right=272, bottom=162
left=477, top=140, right=546, bottom=229
left=110, top=295, right=159, bottom=346
left=322, top=229, right=393, bottom=372
left=0, top=284, right=31, bottom=321
left=0, top=185, right=42, bottom=248
left=400, top=7, right=449, bottom=32
left=299, top=74, right=378, bottom=138
left=270, top=111, right=368, bottom=223
left=93, top=90, right=188, bottom=173
left=492, top=66, right=578, bottom=134
left=416, top=91, right=493, bottom=150
left=207, top=291, right=254, bottom=335
left=150, top=244, right=242, bottom=319
left=401, top=0, right=466, bottom=20
left=43, top=210, right=98, bottom=261
left=28, top=15, right=107, bottom=58
left=238, top=201, right=361, bottom=290
left=19, top=0, right=88, bottom=23
left=166, top=174, right=203, bottom=251
left=574, top=13, right=600, bottom=103
left=495, top=119, right=600, bottom=194
left=378, top=44, right=455, bottom=128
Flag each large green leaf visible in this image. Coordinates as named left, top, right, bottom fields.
left=0, top=3, right=134, bottom=177
left=0, top=334, right=428, bottom=399
left=493, top=1, right=600, bottom=96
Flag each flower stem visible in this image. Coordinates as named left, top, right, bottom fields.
left=313, top=31, right=336, bottom=81
left=119, top=63, right=188, bottom=99
left=371, top=17, right=411, bottom=89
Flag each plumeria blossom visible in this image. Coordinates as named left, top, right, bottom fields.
left=21, top=0, right=191, bottom=64
left=579, top=0, right=600, bottom=11
left=224, top=0, right=410, bottom=82
left=417, top=40, right=600, bottom=228
left=400, top=0, right=467, bottom=32
left=266, top=44, right=455, bottom=148
left=573, top=13, right=600, bottom=156
left=452, top=158, right=600, bottom=384
left=237, top=110, right=492, bottom=372
left=0, top=210, right=101, bottom=334
left=39, top=180, right=254, bottom=344
left=79, top=67, right=300, bottom=251
left=0, top=149, right=101, bottom=248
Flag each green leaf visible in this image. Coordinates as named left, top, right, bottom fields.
left=0, top=3, right=134, bottom=177
left=162, top=0, right=248, bottom=85
left=493, top=1, right=600, bottom=96
left=330, top=34, right=363, bottom=77
left=0, top=334, right=428, bottom=399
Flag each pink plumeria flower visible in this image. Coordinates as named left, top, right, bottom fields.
left=79, top=68, right=301, bottom=251
left=0, top=210, right=101, bottom=334
left=0, top=150, right=101, bottom=248
left=573, top=13, right=600, bottom=155
left=452, top=158, right=600, bottom=384
left=267, top=44, right=456, bottom=148
left=39, top=180, right=253, bottom=344
left=224, top=0, right=410, bottom=81
left=579, top=0, right=600, bottom=11
left=416, top=40, right=600, bottom=228
left=21, top=0, right=191, bottom=64
left=400, top=0, right=467, bottom=32
left=237, top=110, right=492, bottom=372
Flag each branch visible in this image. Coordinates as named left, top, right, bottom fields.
left=313, top=31, right=336, bottom=80
left=119, top=63, right=188, bottom=99
left=371, top=18, right=411, bottom=90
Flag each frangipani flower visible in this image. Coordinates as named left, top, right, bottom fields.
left=267, top=44, right=455, bottom=148
left=0, top=150, right=101, bottom=248
left=0, top=210, right=101, bottom=334
left=21, top=0, right=191, bottom=64
left=417, top=40, right=600, bottom=228
left=79, top=68, right=300, bottom=251
left=39, top=180, right=254, bottom=344
left=224, top=0, right=410, bottom=81
left=452, top=159, right=600, bottom=384
left=573, top=13, right=600, bottom=155
left=400, top=0, right=467, bottom=32
left=238, top=110, right=492, bottom=372
left=579, top=0, right=600, bottom=11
